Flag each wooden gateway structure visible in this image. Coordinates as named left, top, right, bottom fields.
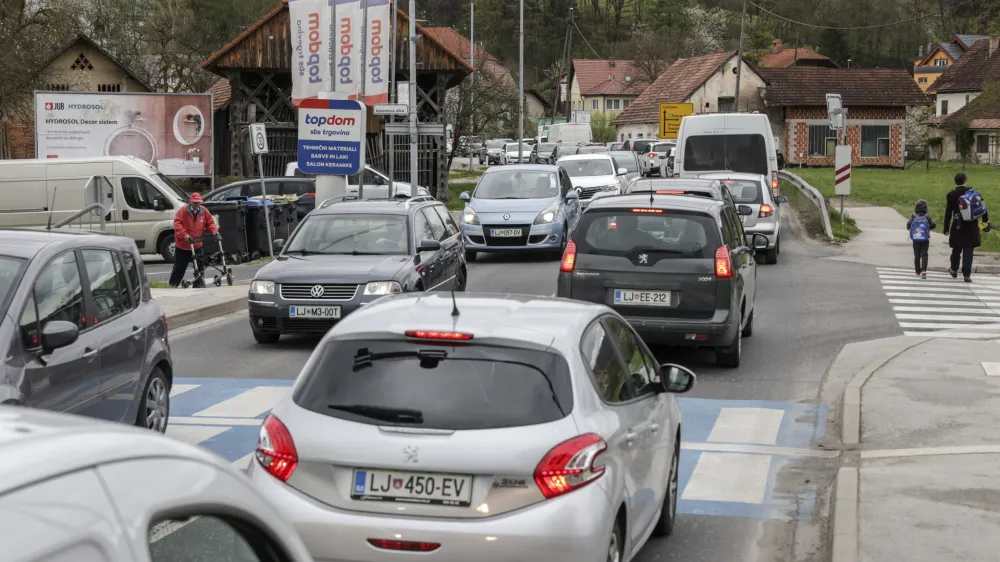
left=201, top=1, right=472, bottom=197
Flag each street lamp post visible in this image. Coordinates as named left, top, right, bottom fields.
left=517, top=0, right=524, bottom=161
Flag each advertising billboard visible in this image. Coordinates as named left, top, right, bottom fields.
left=34, top=92, right=213, bottom=177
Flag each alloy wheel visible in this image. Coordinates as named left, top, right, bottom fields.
left=145, top=377, right=169, bottom=432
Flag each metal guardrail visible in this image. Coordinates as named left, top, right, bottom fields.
left=50, top=203, right=108, bottom=231
left=778, top=171, right=834, bottom=240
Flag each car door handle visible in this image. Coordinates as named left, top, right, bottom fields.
left=625, top=431, right=638, bottom=443
left=83, top=348, right=98, bottom=359
left=650, top=422, right=660, bottom=433
left=132, top=326, right=143, bottom=339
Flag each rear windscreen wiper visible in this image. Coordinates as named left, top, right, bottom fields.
left=353, top=348, right=448, bottom=370
left=328, top=404, right=424, bottom=423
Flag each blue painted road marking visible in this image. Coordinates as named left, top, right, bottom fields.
left=168, top=377, right=828, bottom=522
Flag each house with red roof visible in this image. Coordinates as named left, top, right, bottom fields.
left=754, top=40, right=838, bottom=69
left=560, top=59, right=653, bottom=116
left=911, top=34, right=988, bottom=93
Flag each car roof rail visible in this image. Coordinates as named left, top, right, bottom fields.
left=404, top=195, right=435, bottom=209
left=319, top=195, right=359, bottom=208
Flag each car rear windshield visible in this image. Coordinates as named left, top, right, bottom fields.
left=610, top=152, right=637, bottom=172
left=575, top=210, right=720, bottom=259
left=555, top=146, right=577, bottom=158
left=292, top=339, right=574, bottom=430
left=683, top=134, right=768, bottom=175
left=486, top=140, right=506, bottom=148
left=721, top=179, right=763, bottom=204
left=284, top=214, right=409, bottom=255
left=578, top=146, right=609, bottom=154
left=538, top=143, right=557, bottom=153
left=475, top=170, right=559, bottom=199
left=651, top=143, right=673, bottom=153
left=560, top=158, right=613, bottom=177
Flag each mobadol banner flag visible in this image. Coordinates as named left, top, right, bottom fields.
left=364, top=0, right=391, bottom=105
left=289, top=0, right=331, bottom=105
left=333, top=0, right=363, bottom=99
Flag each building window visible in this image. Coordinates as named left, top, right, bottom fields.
left=605, top=99, right=620, bottom=110
left=98, top=84, right=122, bottom=93
left=624, top=99, right=631, bottom=108
left=918, top=77, right=927, bottom=84
left=861, top=126, right=890, bottom=158
left=941, top=100, right=949, bottom=115
left=717, top=97, right=735, bottom=112
left=977, top=135, right=990, bottom=154
left=934, top=59, right=948, bottom=67
left=807, top=125, right=836, bottom=157
left=70, top=53, right=93, bottom=71
left=592, top=99, right=598, bottom=110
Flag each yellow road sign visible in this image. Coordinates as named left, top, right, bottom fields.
left=659, top=103, right=694, bottom=140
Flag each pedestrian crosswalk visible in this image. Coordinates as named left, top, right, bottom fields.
left=876, top=267, right=1000, bottom=337
left=168, top=377, right=831, bottom=522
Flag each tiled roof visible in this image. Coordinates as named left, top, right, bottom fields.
left=941, top=92, right=1000, bottom=128
left=207, top=79, right=231, bottom=112
left=572, top=59, right=650, bottom=96
left=937, top=42, right=964, bottom=61
left=613, top=51, right=737, bottom=125
left=954, top=34, right=989, bottom=49
left=423, top=27, right=497, bottom=63
left=756, top=48, right=837, bottom=69
left=760, top=67, right=930, bottom=106
left=931, top=39, right=1000, bottom=93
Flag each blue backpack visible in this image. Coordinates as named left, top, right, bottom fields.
left=957, top=188, right=987, bottom=222
left=910, top=215, right=930, bottom=242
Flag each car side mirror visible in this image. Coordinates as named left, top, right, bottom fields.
left=417, top=240, right=441, bottom=252
left=775, top=195, right=788, bottom=204
left=153, top=197, right=166, bottom=212
left=40, top=321, right=79, bottom=352
left=459, top=192, right=471, bottom=201
left=565, top=190, right=579, bottom=201
left=751, top=233, right=770, bottom=250
left=273, top=238, right=285, bottom=252
left=659, top=363, right=695, bottom=394
left=617, top=167, right=627, bottom=176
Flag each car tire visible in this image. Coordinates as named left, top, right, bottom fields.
left=607, top=519, right=624, bottom=562
left=136, top=367, right=170, bottom=433
left=553, top=225, right=568, bottom=260
left=742, top=309, right=754, bottom=338
left=253, top=330, right=280, bottom=344
left=716, top=330, right=742, bottom=368
left=652, top=439, right=680, bottom=537
left=455, top=267, right=468, bottom=291
left=776, top=237, right=781, bottom=255
left=159, top=234, right=176, bottom=263
left=465, top=250, right=477, bottom=262
left=765, top=244, right=778, bottom=264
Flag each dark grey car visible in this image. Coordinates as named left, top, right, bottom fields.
left=248, top=197, right=467, bottom=343
left=0, top=230, right=172, bottom=430
left=556, top=194, right=767, bottom=368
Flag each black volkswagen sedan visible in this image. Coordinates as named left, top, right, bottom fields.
left=247, top=196, right=467, bottom=343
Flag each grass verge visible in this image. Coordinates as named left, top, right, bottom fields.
left=148, top=280, right=172, bottom=289
left=446, top=181, right=476, bottom=211
left=791, top=162, right=1000, bottom=251
left=780, top=179, right=860, bottom=243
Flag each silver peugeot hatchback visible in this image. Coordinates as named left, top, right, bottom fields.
left=247, top=292, right=695, bottom=562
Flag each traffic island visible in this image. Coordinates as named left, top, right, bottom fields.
left=151, top=287, right=247, bottom=331
left=834, top=336, right=1000, bottom=562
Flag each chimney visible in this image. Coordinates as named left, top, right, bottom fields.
left=927, top=43, right=932, bottom=56
left=918, top=45, right=924, bottom=58
left=771, top=39, right=782, bottom=54
left=991, top=36, right=1000, bottom=57
left=608, top=58, right=615, bottom=67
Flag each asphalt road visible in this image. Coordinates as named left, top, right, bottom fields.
left=169, top=212, right=900, bottom=562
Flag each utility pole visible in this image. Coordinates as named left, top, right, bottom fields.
left=734, top=0, right=748, bottom=111
left=388, top=0, right=396, bottom=187
left=470, top=1, right=475, bottom=169
left=359, top=0, right=368, bottom=199
left=517, top=0, right=524, bottom=158
left=563, top=8, right=575, bottom=120
left=408, top=0, right=418, bottom=190
left=551, top=19, right=569, bottom=123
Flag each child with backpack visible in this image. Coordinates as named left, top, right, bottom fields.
left=906, top=200, right=936, bottom=278
left=943, top=173, right=991, bottom=282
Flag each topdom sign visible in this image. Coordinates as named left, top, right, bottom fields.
left=297, top=98, right=366, bottom=175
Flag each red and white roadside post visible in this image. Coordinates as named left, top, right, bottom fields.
left=835, top=146, right=851, bottom=226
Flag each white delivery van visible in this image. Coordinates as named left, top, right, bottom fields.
left=674, top=113, right=782, bottom=192
left=547, top=123, right=593, bottom=146
left=0, top=156, right=191, bottom=262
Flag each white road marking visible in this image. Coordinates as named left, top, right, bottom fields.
left=881, top=285, right=972, bottom=294
left=169, top=384, right=199, bottom=398
left=982, top=362, right=1000, bottom=377
left=170, top=416, right=263, bottom=426
left=884, top=292, right=1000, bottom=301
left=895, top=313, right=1000, bottom=322
left=904, top=331, right=1000, bottom=338
left=681, top=442, right=839, bottom=459
left=707, top=407, right=784, bottom=445
left=165, top=425, right=230, bottom=444
left=191, top=386, right=290, bottom=419
left=879, top=279, right=1000, bottom=290
left=861, top=444, right=1000, bottom=459
left=893, top=306, right=1000, bottom=314
left=681, top=452, right=771, bottom=504
left=899, top=322, right=1000, bottom=330
left=889, top=299, right=985, bottom=307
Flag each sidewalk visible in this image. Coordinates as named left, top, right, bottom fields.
left=151, top=286, right=247, bottom=331
left=824, top=206, right=1000, bottom=273
left=835, top=336, right=1000, bottom=562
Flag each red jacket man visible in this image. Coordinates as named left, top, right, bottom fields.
left=168, top=193, right=220, bottom=287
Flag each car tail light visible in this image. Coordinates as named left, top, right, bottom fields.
left=656, top=190, right=685, bottom=195
left=256, top=414, right=298, bottom=482
left=771, top=171, right=778, bottom=190
left=534, top=434, right=607, bottom=499
left=715, top=246, right=733, bottom=278
left=368, top=539, right=441, bottom=552
left=759, top=204, right=774, bottom=218
left=405, top=330, right=474, bottom=341
left=649, top=152, right=658, bottom=159
left=631, top=208, right=663, bottom=213
left=560, top=240, right=577, bottom=272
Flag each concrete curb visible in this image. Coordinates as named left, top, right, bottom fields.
left=166, top=294, right=247, bottom=331
left=832, top=467, right=860, bottom=562
left=841, top=336, right=929, bottom=447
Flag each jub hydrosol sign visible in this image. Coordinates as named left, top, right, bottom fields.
left=297, top=99, right=366, bottom=175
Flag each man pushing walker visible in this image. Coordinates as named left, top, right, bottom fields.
left=169, top=193, right=221, bottom=287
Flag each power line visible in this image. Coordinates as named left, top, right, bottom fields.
left=748, top=0, right=976, bottom=30
left=572, top=20, right=604, bottom=60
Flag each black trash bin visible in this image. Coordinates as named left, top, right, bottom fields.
left=283, top=200, right=300, bottom=239
left=204, top=200, right=248, bottom=258
left=270, top=200, right=290, bottom=242
left=238, top=197, right=280, bottom=258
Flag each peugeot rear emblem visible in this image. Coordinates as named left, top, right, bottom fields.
left=503, top=213, right=511, bottom=221
left=639, top=253, right=649, bottom=264
left=310, top=285, right=325, bottom=298
left=403, top=445, right=419, bottom=463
